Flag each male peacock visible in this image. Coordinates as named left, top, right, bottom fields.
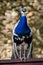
left=12, top=8, right=33, bottom=60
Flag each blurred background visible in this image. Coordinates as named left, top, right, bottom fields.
left=0, top=0, right=43, bottom=60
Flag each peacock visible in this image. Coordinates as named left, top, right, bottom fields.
left=12, top=8, right=33, bottom=60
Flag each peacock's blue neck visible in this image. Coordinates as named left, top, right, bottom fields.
left=15, top=15, right=31, bottom=36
